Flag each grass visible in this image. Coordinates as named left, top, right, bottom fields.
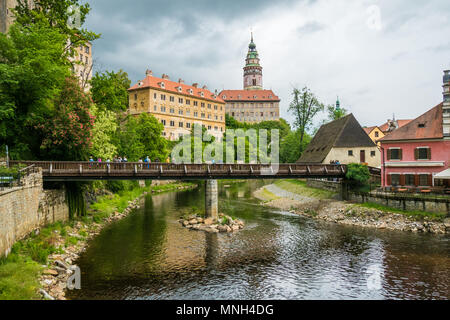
left=0, top=181, right=197, bottom=300
left=0, top=221, right=67, bottom=300
left=259, top=187, right=280, bottom=202
left=274, top=180, right=337, bottom=199
left=0, top=255, right=42, bottom=300
left=355, top=202, right=447, bottom=221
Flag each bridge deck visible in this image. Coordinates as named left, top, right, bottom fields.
left=10, top=161, right=381, bottom=181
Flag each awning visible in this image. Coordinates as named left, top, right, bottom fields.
left=435, top=169, right=450, bottom=179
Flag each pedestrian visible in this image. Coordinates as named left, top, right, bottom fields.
left=138, top=158, right=143, bottom=170
left=89, top=156, right=94, bottom=168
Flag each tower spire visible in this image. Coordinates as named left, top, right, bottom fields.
left=243, top=32, right=263, bottom=90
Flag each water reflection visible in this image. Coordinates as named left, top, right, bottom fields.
left=68, top=181, right=450, bottom=300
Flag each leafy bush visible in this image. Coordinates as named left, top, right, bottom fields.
left=346, top=163, right=370, bottom=185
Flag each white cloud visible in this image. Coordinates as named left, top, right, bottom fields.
left=86, top=0, right=450, bottom=129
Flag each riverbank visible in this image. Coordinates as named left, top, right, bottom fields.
left=0, top=181, right=198, bottom=300
left=254, top=180, right=450, bottom=235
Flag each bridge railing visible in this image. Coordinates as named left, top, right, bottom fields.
left=9, top=161, right=352, bottom=178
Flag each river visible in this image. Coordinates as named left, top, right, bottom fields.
left=67, top=181, right=450, bottom=300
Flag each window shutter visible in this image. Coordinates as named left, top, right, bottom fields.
left=428, top=174, right=433, bottom=187
left=399, top=149, right=403, bottom=160
left=400, top=174, right=406, bottom=186
left=414, top=175, right=419, bottom=187
left=387, top=149, right=391, bottom=161
left=387, top=174, right=392, bottom=186
left=414, top=148, right=419, bottom=160
left=427, top=148, right=431, bottom=160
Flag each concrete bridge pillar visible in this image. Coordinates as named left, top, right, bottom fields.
left=205, top=180, right=218, bottom=221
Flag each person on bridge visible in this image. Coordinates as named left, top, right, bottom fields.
left=144, top=156, right=151, bottom=169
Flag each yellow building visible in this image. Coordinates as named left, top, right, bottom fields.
left=363, top=126, right=385, bottom=148
left=128, top=70, right=226, bottom=141
left=69, top=41, right=93, bottom=91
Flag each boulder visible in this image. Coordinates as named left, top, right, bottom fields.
left=189, top=219, right=198, bottom=225
left=182, top=220, right=190, bottom=227
left=204, top=218, right=214, bottom=225
left=43, top=269, right=59, bottom=276
left=218, top=225, right=228, bottom=233
left=231, top=225, right=240, bottom=232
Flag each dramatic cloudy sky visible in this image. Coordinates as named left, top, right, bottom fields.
left=83, top=0, right=450, bottom=127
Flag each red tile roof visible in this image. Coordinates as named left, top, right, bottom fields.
left=363, top=126, right=378, bottom=135
left=379, top=119, right=412, bottom=133
left=128, top=75, right=224, bottom=104
left=379, top=103, right=443, bottom=142
left=218, top=90, right=280, bottom=102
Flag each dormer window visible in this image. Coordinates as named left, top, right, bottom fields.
left=138, top=81, right=143, bottom=87
left=269, top=95, right=273, bottom=99
left=418, top=123, right=425, bottom=128
left=200, top=92, right=204, bottom=97
left=176, top=86, right=182, bottom=93
left=159, top=82, right=165, bottom=88
left=189, top=89, right=193, bottom=94
left=222, top=95, right=226, bottom=99
left=253, top=95, right=257, bottom=99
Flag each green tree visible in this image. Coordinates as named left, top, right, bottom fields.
left=0, top=22, right=70, bottom=159
left=90, top=105, right=118, bottom=160
left=13, top=0, right=99, bottom=50
left=91, top=70, right=131, bottom=112
left=36, top=77, right=95, bottom=161
left=326, top=104, right=348, bottom=121
left=346, top=163, right=370, bottom=185
left=280, top=129, right=311, bottom=163
left=116, top=113, right=168, bottom=162
left=288, top=87, right=324, bottom=145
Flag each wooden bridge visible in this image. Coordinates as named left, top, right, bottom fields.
left=10, top=161, right=381, bottom=182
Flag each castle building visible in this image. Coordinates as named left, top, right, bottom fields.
left=219, top=34, right=280, bottom=123
left=128, top=70, right=226, bottom=141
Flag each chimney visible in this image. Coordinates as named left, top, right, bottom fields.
left=202, top=85, right=208, bottom=90
left=443, top=70, right=450, bottom=138
left=192, top=83, right=198, bottom=88
left=162, top=74, right=170, bottom=80
left=178, top=78, right=184, bottom=84
left=145, top=69, right=152, bottom=77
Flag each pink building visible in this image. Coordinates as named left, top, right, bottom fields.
left=380, top=71, right=450, bottom=190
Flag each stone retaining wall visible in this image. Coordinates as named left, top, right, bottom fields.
left=348, top=192, right=449, bottom=214
left=0, top=168, right=69, bottom=257
left=306, top=179, right=342, bottom=193
left=307, top=179, right=449, bottom=214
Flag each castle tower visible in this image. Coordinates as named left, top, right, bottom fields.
left=443, top=70, right=450, bottom=139
left=243, top=33, right=263, bottom=90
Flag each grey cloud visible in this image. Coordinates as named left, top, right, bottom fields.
left=297, top=21, right=326, bottom=35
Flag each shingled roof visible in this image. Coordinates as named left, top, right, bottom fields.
left=297, top=114, right=376, bottom=164
left=379, top=103, right=443, bottom=142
